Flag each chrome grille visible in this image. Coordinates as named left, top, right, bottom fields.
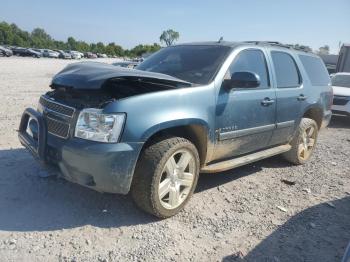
left=46, top=116, right=70, bottom=138
left=39, top=96, right=76, bottom=139
left=39, top=96, right=75, bottom=117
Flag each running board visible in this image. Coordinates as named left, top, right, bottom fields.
left=201, top=144, right=291, bottom=173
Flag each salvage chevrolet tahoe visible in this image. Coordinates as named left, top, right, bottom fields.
left=19, top=41, right=332, bottom=218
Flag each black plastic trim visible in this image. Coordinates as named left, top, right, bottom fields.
left=18, top=108, right=47, bottom=161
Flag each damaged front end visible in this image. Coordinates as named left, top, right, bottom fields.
left=46, top=61, right=191, bottom=108
left=38, top=62, right=191, bottom=140
left=18, top=62, right=191, bottom=194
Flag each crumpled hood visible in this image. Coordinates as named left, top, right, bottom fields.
left=51, top=62, right=191, bottom=90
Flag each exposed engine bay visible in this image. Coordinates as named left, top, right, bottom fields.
left=47, top=77, right=186, bottom=109
left=46, top=62, right=192, bottom=109
left=46, top=88, right=114, bottom=109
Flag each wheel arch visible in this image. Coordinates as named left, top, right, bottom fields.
left=302, top=105, right=323, bottom=129
left=141, top=121, right=210, bottom=167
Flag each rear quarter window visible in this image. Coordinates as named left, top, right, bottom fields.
left=299, top=55, right=330, bottom=86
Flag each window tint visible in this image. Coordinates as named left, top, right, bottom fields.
left=299, top=55, right=330, bottom=86
left=271, top=51, right=300, bottom=88
left=137, top=45, right=231, bottom=85
left=226, top=49, right=269, bottom=88
left=331, top=74, right=350, bottom=88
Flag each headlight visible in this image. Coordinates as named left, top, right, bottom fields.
left=74, top=108, right=125, bottom=143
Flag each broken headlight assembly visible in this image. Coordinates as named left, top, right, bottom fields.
left=74, top=108, right=125, bottom=143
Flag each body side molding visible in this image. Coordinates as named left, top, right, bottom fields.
left=219, top=124, right=275, bottom=141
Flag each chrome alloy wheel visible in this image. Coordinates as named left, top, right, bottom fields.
left=298, top=126, right=316, bottom=160
left=158, top=149, right=196, bottom=209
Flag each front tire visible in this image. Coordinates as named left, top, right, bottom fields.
left=283, top=118, right=318, bottom=165
left=131, top=137, right=200, bottom=218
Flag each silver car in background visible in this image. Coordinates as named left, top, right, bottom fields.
left=42, top=49, right=59, bottom=58
left=0, top=45, right=13, bottom=57
left=67, top=50, right=83, bottom=59
left=331, top=72, right=350, bottom=117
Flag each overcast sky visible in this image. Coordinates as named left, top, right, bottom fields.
left=1, top=0, right=349, bottom=53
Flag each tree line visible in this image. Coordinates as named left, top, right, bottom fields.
left=1, top=21, right=334, bottom=57
left=0, top=21, right=161, bottom=57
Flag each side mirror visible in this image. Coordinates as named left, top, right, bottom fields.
left=224, top=71, right=261, bottom=89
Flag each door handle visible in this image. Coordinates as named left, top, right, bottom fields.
left=297, top=94, right=308, bottom=101
left=261, top=97, right=275, bottom=106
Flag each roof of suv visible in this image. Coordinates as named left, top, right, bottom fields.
left=175, top=41, right=240, bottom=47
left=174, top=41, right=314, bottom=55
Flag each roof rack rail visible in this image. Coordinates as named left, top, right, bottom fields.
left=244, top=41, right=311, bottom=53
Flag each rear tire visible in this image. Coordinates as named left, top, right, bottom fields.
left=131, top=137, right=200, bottom=218
left=283, top=118, right=318, bottom=165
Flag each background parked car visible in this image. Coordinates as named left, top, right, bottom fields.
left=331, top=72, right=350, bottom=116
left=97, top=53, right=108, bottom=58
left=132, top=57, right=144, bottom=63
left=77, top=51, right=84, bottom=57
left=85, top=52, right=97, bottom=58
left=55, top=50, right=71, bottom=59
left=32, top=48, right=44, bottom=55
left=66, top=50, right=83, bottom=59
left=12, top=47, right=41, bottom=58
left=0, top=45, right=13, bottom=57
left=42, top=49, right=59, bottom=58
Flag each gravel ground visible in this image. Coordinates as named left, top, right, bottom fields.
left=0, top=57, right=349, bottom=262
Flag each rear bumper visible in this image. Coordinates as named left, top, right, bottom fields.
left=18, top=108, right=143, bottom=194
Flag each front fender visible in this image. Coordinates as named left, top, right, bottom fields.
left=102, top=84, right=216, bottom=143
left=141, top=118, right=210, bottom=141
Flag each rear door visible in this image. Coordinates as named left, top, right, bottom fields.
left=213, top=48, right=276, bottom=161
left=268, top=50, right=303, bottom=145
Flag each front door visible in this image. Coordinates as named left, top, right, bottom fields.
left=213, top=48, right=276, bottom=161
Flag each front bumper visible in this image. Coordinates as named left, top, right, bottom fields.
left=332, top=104, right=350, bottom=116
left=18, top=108, right=143, bottom=194
left=332, top=96, right=350, bottom=116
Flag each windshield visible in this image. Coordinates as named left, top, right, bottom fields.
left=137, top=45, right=231, bottom=85
left=332, top=74, right=350, bottom=88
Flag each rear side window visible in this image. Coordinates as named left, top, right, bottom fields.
left=271, top=51, right=301, bottom=88
left=299, top=55, right=330, bottom=86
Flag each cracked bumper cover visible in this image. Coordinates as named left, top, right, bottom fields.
left=55, top=138, right=143, bottom=194
left=18, top=108, right=143, bottom=194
